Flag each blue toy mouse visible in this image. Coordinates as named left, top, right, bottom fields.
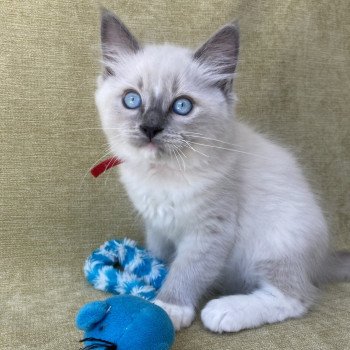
left=76, top=294, right=175, bottom=350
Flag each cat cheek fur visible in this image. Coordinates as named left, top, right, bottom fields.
left=95, top=11, right=349, bottom=333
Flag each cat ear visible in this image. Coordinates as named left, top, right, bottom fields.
left=194, top=23, right=239, bottom=94
left=100, top=9, right=140, bottom=76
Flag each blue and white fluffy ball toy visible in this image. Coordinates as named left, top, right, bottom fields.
left=77, top=239, right=175, bottom=350
left=84, top=238, right=168, bottom=301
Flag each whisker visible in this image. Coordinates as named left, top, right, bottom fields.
left=183, top=132, right=244, bottom=149
left=177, top=147, right=188, bottom=160
left=172, top=148, right=182, bottom=173
left=79, top=147, right=113, bottom=190
left=67, top=127, right=129, bottom=133
left=104, top=155, right=118, bottom=186
left=188, top=141, right=267, bottom=159
left=174, top=147, right=186, bottom=172
left=80, top=337, right=116, bottom=350
left=180, top=139, right=210, bottom=158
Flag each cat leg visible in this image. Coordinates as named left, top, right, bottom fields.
left=154, top=231, right=234, bottom=330
left=201, top=282, right=309, bottom=333
left=146, top=228, right=175, bottom=263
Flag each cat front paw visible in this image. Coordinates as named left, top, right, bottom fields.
left=154, top=299, right=195, bottom=330
left=201, top=297, right=245, bottom=333
left=201, top=298, right=239, bottom=333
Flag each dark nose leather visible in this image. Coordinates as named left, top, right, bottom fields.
left=140, top=125, right=164, bottom=140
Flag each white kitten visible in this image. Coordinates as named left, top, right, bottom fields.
left=95, top=10, right=350, bottom=332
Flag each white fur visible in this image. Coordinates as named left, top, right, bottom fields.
left=154, top=300, right=195, bottom=330
left=201, top=283, right=307, bottom=333
left=96, top=18, right=331, bottom=332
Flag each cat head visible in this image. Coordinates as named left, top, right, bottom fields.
left=95, top=9, right=239, bottom=166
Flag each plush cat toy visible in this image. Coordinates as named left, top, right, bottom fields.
left=76, top=295, right=175, bottom=350
left=77, top=239, right=174, bottom=350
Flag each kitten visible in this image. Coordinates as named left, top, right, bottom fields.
left=95, top=9, right=350, bottom=333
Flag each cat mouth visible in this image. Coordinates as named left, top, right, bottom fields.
left=143, top=142, right=158, bottom=151
left=138, top=141, right=160, bottom=156
left=129, top=138, right=166, bottom=157
left=131, top=136, right=164, bottom=150
left=128, top=136, right=181, bottom=159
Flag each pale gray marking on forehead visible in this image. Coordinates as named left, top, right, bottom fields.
left=172, top=75, right=180, bottom=95
left=147, top=93, right=168, bottom=114
left=141, top=74, right=178, bottom=115
left=137, top=77, right=143, bottom=90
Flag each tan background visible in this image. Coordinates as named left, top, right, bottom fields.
left=1, top=1, right=349, bottom=349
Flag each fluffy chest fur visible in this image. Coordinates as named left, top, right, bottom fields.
left=119, top=161, right=210, bottom=239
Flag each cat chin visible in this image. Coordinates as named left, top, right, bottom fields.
left=113, top=141, right=168, bottom=164
left=138, top=144, right=161, bottom=161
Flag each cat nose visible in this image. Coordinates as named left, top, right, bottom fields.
left=140, top=125, right=164, bottom=140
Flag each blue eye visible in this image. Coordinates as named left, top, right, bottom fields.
left=123, top=91, right=142, bottom=109
left=172, top=97, right=193, bottom=116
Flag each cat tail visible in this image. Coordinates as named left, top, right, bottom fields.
left=326, top=251, right=350, bottom=283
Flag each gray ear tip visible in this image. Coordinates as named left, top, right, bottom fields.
left=231, top=19, right=240, bottom=27
left=99, top=7, right=140, bottom=55
left=100, top=6, right=111, bottom=18
left=231, top=20, right=240, bottom=32
left=214, top=22, right=240, bottom=41
left=225, top=21, right=240, bottom=37
left=100, top=6, right=113, bottom=16
left=100, top=7, right=119, bottom=23
left=224, top=22, right=240, bottom=46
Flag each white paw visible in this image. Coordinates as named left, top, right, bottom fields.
left=201, top=292, right=306, bottom=333
left=201, top=298, right=239, bottom=333
left=201, top=296, right=261, bottom=333
left=154, top=299, right=195, bottom=331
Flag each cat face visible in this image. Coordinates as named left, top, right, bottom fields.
left=95, top=10, right=239, bottom=164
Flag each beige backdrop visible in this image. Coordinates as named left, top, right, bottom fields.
left=1, top=1, right=349, bottom=349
